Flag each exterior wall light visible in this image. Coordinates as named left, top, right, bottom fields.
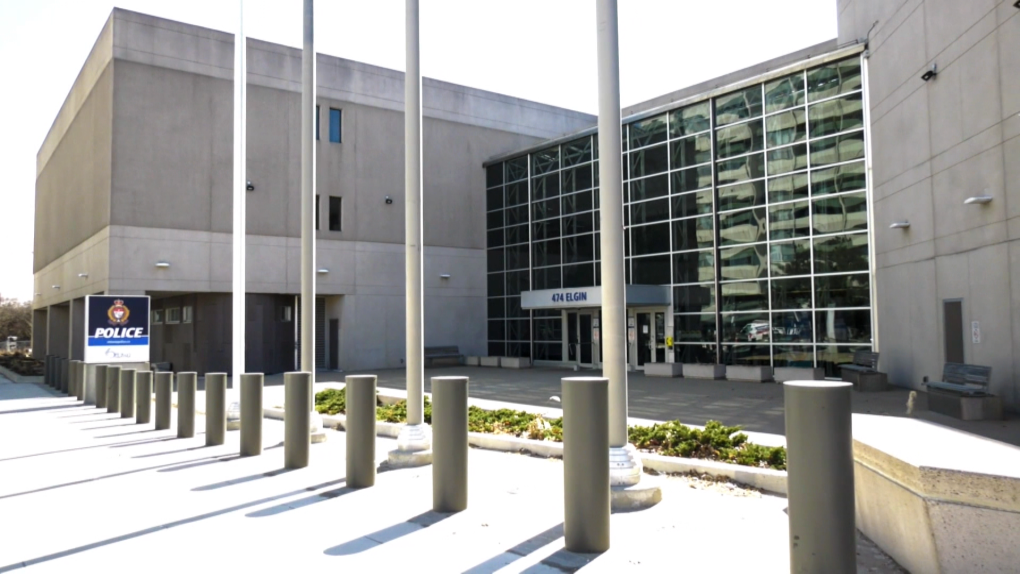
left=889, top=221, right=911, bottom=229
left=52, top=285, right=60, bottom=289
left=439, top=273, right=451, bottom=279
left=1015, top=0, right=1019, bottom=9
left=385, top=196, right=393, bottom=204
left=921, top=64, right=937, bottom=82
left=78, top=273, right=89, bottom=278
left=246, top=181, right=255, bottom=191
left=155, top=261, right=171, bottom=268
left=35, top=292, right=41, bottom=297
left=964, top=195, right=993, bottom=205
left=317, top=268, right=329, bottom=274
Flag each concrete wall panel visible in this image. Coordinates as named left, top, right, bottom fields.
left=871, top=87, right=930, bottom=188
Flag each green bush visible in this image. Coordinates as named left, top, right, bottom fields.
left=315, top=388, right=346, bottom=415
left=628, top=420, right=786, bottom=470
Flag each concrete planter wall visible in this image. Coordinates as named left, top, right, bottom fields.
left=499, top=357, right=531, bottom=369
left=726, top=365, right=773, bottom=383
left=464, top=356, right=480, bottom=366
left=0, top=365, right=43, bottom=384
left=643, top=363, right=682, bottom=378
left=773, top=367, right=824, bottom=383
left=480, top=356, right=500, bottom=367
left=683, top=363, right=726, bottom=379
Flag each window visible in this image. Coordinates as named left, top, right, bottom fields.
left=315, top=195, right=320, bottom=230
left=280, top=306, right=293, bottom=323
left=315, top=105, right=320, bottom=140
left=329, top=108, right=342, bottom=143
left=182, top=306, right=193, bottom=324
left=329, top=196, right=342, bottom=231
left=166, top=308, right=181, bottom=324
left=152, top=309, right=163, bottom=324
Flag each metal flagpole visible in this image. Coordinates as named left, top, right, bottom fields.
left=231, top=0, right=246, bottom=387
left=388, top=0, right=431, bottom=466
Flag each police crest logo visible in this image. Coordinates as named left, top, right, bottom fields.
left=107, top=299, right=131, bottom=326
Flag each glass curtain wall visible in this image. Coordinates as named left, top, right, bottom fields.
left=485, top=55, right=870, bottom=375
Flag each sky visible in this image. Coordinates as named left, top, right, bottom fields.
left=0, top=0, right=836, bottom=303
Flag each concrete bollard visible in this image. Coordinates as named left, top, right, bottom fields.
left=240, top=373, right=264, bottom=457
left=177, top=372, right=197, bottom=438
left=136, top=371, right=153, bottom=424
left=784, top=381, right=855, bottom=574
left=432, top=376, right=469, bottom=512
left=72, top=360, right=85, bottom=400
left=96, top=365, right=108, bottom=408
left=154, top=372, right=172, bottom=430
left=284, top=372, right=311, bottom=469
left=346, top=375, right=378, bottom=488
left=59, top=358, right=69, bottom=394
left=120, top=369, right=137, bottom=419
left=106, top=366, right=121, bottom=413
left=68, top=360, right=78, bottom=399
left=84, top=363, right=98, bottom=405
left=205, top=373, right=227, bottom=446
left=44, top=356, right=52, bottom=387
left=561, top=377, right=610, bottom=553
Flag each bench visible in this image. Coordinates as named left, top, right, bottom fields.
left=839, top=350, right=887, bottom=392
left=424, top=346, right=463, bottom=367
left=924, top=363, right=1002, bottom=420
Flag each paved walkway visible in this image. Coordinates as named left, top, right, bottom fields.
left=0, top=377, right=903, bottom=573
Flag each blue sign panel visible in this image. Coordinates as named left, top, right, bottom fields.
left=85, top=295, right=151, bottom=363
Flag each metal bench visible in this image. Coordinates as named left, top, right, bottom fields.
left=839, top=350, right=887, bottom=392
left=424, top=346, right=463, bottom=367
left=924, top=363, right=1001, bottom=420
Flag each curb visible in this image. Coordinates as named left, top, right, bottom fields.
left=0, top=365, right=43, bottom=384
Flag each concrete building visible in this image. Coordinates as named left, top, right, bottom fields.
left=34, top=3, right=1020, bottom=412
left=30, top=8, right=594, bottom=375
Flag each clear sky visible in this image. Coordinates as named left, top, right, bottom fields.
left=0, top=0, right=836, bottom=303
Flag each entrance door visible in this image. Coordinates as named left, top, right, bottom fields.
left=654, top=312, right=666, bottom=363
left=567, top=311, right=594, bottom=367
left=637, top=313, right=652, bottom=366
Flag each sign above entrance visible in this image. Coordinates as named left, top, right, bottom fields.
left=520, top=285, right=670, bottom=310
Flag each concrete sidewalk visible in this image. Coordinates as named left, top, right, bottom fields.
left=0, top=378, right=904, bottom=573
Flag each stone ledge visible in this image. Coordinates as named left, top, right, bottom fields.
left=480, top=356, right=500, bottom=367
left=499, top=357, right=531, bottom=369
left=725, top=365, right=773, bottom=383
left=773, top=367, right=825, bottom=382
left=643, top=363, right=682, bottom=378
left=464, top=356, right=480, bottom=366
left=0, top=365, right=43, bottom=384
left=682, top=364, right=726, bottom=379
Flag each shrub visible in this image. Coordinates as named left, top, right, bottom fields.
left=628, top=420, right=786, bottom=470
left=315, top=388, right=346, bottom=415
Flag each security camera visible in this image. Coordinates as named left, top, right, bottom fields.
left=246, top=181, right=255, bottom=191
left=385, top=196, right=393, bottom=205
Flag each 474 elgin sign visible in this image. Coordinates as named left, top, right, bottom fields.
left=84, top=295, right=151, bottom=363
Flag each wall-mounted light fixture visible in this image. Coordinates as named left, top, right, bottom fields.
left=51, top=285, right=60, bottom=290
left=964, top=195, right=993, bottom=205
left=35, top=292, right=41, bottom=297
left=246, top=181, right=255, bottom=191
left=1014, top=0, right=1019, bottom=9
left=384, top=196, right=393, bottom=205
left=77, top=272, right=89, bottom=278
left=439, top=273, right=451, bottom=279
left=889, top=221, right=911, bottom=229
left=155, top=261, right=171, bottom=268
left=317, top=268, right=329, bottom=274
left=921, top=63, right=937, bottom=82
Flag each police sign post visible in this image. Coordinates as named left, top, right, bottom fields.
left=84, top=296, right=151, bottom=365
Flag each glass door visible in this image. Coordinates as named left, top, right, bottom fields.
left=637, top=312, right=652, bottom=366
left=655, top=312, right=666, bottom=363
left=578, top=313, right=593, bottom=365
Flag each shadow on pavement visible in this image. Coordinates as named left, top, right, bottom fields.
left=0, top=435, right=196, bottom=464
left=0, top=477, right=348, bottom=574
left=0, top=404, right=86, bottom=416
left=461, top=523, right=564, bottom=574
left=93, top=428, right=159, bottom=439
left=109, top=436, right=187, bottom=449
left=322, top=510, right=455, bottom=556
left=81, top=421, right=143, bottom=430
left=57, top=410, right=117, bottom=418
left=68, top=414, right=126, bottom=423
left=191, top=455, right=289, bottom=492
left=521, top=546, right=603, bottom=573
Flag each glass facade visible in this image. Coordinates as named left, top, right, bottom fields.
left=485, top=56, right=870, bottom=375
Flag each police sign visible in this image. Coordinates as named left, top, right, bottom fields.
left=84, top=295, right=151, bottom=363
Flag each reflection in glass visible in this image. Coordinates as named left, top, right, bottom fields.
left=765, top=72, right=805, bottom=113
left=506, top=156, right=528, bottom=182
left=488, top=320, right=504, bottom=341
left=533, top=267, right=561, bottom=290
left=809, top=131, right=864, bottom=167
left=534, top=318, right=562, bottom=342
left=768, top=201, right=810, bottom=239
left=813, top=233, right=869, bottom=273
left=771, top=276, right=812, bottom=310
left=773, top=345, right=814, bottom=367
left=487, top=210, right=502, bottom=230
left=629, top=114, right=668, bottom=148
left=505, top=270, right=529, bottom=296
left=716, top=120, right=764, bottom=159
left=722, top=345, right=772, bottom=366
left=811, top=161, right=865, bottom=195
left=674, top=285, right=716, bottom=313
left=532, top=173, right=559, bottom=200
left=672, top=190, right=713, bottom=219
left=487, top=229, right=504, bottom=249
left=506, top=205, right=528, bottom=226
left=563, top=213, right=594, bottom=236
left=532, top=219, right=559, bottom=241
left=765, top=109, right=807, bottom=147
left=720, top=244, right=767, bottom=280
left=809, top=92, right=864, bottom=138
left=670, top=102, right=711, bottom=137
left=807, top=58, right=862, bottom=102
left=817, top=345, right=870, bottom=377
left=815, top=273, right=870, bottom=308
left=488, top=342, right=505, bottom=357
left=815, top=309, right=871, bottom=343
left=719, top=208, right=766, bottom=246
left=720, top=281, right=768, bottom=311
left=487, top=272, right=504, bottom=297
left=671, top=134, right=712, bottom=169
left=673, top=216, right=714, bottom=251
left=631, top=222, right=670, bottom=255
left=770, top=240, right=811, bottom=276
left=715, top=86, right=763, bottom=126
left=629, top=174, right=669, bottom=202
left=487, top=163, right=503, bottom=188
left=507, top=319, right=530, bottom=341
left=563, top=263, right=595, bottom=288
left=721, top=312, right=770, bottom=341
left=674, top=343, right=718, bottom=363
left=631, top=198, right=670, bottom=225
left=768, top=172, right=809, bottom=203
left=487, top=248, right=504, bottom=272
left=532, top=239, right=561, bottom=267
left=487, top=187, right=503, bottom=211
left=716, top=154, right=764, bottom=186
left=812, top=192, right=867, bottom=234
left=506, top=296, right=524, bottom=318
left=507, top=181, right=528, bottom=206
left=772, top=311, right=813, bottom=342
left=506, top=245, right=528, bottom=270
left=673, top=251, right=715, bottom=284
left=563, top=164, right=593, bottom=193
left=562, top=136, right=593, bottom=166
left=632, top=255, right=671, bottom=284
left=671, top=165, right=713, bottom=193
left=629, top=144, right=669, bottom=178
left=532, top=147, right=559, bottom=175
left=562, top=191, right=593, bottom=215
left=533, top=343, right=563, bottom=361
left=533, top=197, right=559, bottom=221
left=488, top=297, right=505, bottom=318
left=504, top=223, right=526, bottom=245
left=766, top=144, right=808, bottom=175
left=563, top=234, right=594, bottom=264
left=674, top=314, right=717, bottom=343
left=718, top=180, right=765, bottom=211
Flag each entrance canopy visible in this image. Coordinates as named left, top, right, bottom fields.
left=520, top=285, right=670, bottom=310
